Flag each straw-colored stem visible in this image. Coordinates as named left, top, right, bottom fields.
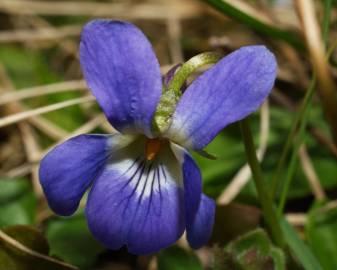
left=0, top=96, right=94, bottom=128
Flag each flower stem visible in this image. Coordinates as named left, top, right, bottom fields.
left=168, top=52, right=222, bottom=96
left=240, top=118, right=285, bottom=247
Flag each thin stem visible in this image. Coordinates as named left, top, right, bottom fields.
left=277, top=150, right=299, bottom=217
left=277, top=95, right=313, bottom=215
left=270, top=77, right=316, bottom=200
left=240, top=118, right=284, bottom=247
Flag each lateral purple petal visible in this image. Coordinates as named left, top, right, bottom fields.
left=171, top=144, right=213, bottom=249
left=186, top=194, right=215, bottom=249
left=86, top=140, right=185, bottom=255
left=80, top=20, right=162, bottom=137
left=166, top=46, right=277, bottom=149
left=39, top=134, right=109, bottom=216
left=180, top=150, right=202, bottom=228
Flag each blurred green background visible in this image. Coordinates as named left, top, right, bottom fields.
left=0, top=0, right=337, bottom=269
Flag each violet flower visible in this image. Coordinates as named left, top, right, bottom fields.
left=39, top=20, right=276, bottom=254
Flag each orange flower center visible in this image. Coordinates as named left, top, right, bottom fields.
left=145, top=138, right=164, bottom=161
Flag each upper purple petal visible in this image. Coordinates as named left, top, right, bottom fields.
left=166, top=46, right=277, bottom=149
left=85, top=138, right=185, bottom=255
left=39, top=134, right=110, bottom=216
left=80, top=20, right=162, bottom=137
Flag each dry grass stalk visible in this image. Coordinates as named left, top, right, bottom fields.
left=2, top=163, right=32, bottom=178
left=0, top=63, right=44, bottom=196
left=286, top=213, right=307, bottom=226
left=18, top=123, right=43, bottom=197
left=0, top=80, right=87, bottom=105
left=167, top=18, right=183, bottom=63
left=295, top=0, right=337, bottom=144
left=0, top=25, right=81, bottom=43
left=298, top=144, right=326, bottom=200
left=0, top=63, right=70, bottom=141
left=17, top=14, right=79, bottom=58
left=28, top=116, right=68, bottom=141
left=0, top=95, right=95, bottom=129
left=0, top=0, right=201, bottom=19
left=39, top=114, right=106, bottom=159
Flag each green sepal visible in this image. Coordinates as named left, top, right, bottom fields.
left=195, top=149, right=218, bottom=160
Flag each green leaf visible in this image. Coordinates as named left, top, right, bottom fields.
left=0, top=225, right=77, bottom=270
left=306, top=202, right=337, bottom=270
left=0, top=178, right=36, bottom=227
left=202, top=0, right=304, bottom=50
left=4, top=226, right=49, bottom=254
left=45, top=211, right=105, bottom=269
left=216, top=228, right=286, bottom=270
left=280, top=218, right=323, bottom=270
left=157, top=246, right=203, bottom=270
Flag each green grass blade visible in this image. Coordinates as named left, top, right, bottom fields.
left=277, top=83, right=314, bottom=215
left=280, top=218, right=323, bottom=270
left=270, top=77, right=316, bottom=200
left=274, top=0, right=333, bottom=205
left=202, top=0, right=304, bottom=50
left=322, top=0, right=332, bottom=47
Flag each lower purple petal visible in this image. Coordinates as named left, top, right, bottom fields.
left=86, top=139, right=185, bottom=254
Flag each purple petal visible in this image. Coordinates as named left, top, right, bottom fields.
left=80, top=20, right=162, bottom=137
left=85, top=139, right=185, bottom=254
left=166, top=46, right=277, bottom=149
left=171, top=144, right=201, bottom=223
left=186, top=194, right=215, bottom=249
left=171, top=144, right=213, bottom=249
left=39, top=134, right=110, bottom=216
